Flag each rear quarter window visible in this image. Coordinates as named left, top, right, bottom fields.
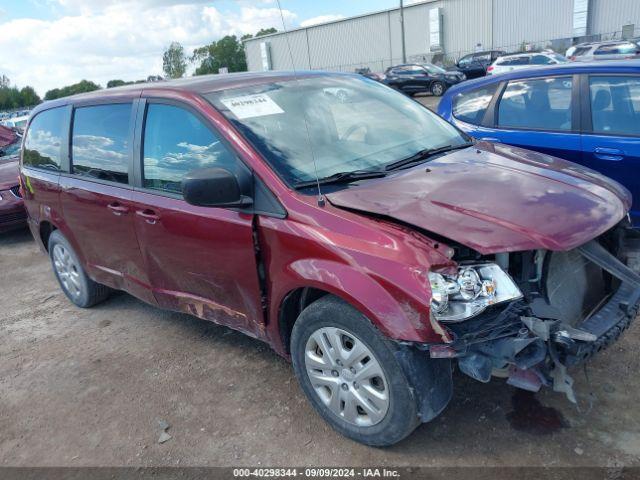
left=452, top=84, right=497, bottom=125
left=23, top=107, right=67, bottom=171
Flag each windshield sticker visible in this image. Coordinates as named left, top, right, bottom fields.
left=221, top=94, right=284, bottom=119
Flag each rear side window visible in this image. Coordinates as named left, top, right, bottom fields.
left=498, top=57, right=530, bottom=66
left=458, top=55, right=473, bottom=66
left=452, top=84, right=497, bottom=125
left=595, top=43, right=639, bottom=55
left=72, top=104, right=132, bottom=184
left=142, top=104, right=237, bottom=194
left=23, top=107, right=67, bottom=171
left=498, top=77, right=573, bottom=131
left=474, top=53, right=491, bottom=63
left=531, top=55, right=553, bottom=65
left=572, top=46, right=591, bottom=57
left=589, top=76, right=640, bottom=136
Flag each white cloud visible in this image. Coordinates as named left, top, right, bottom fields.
left=300, top=14, right=345, bottom=28
left=0, top=3, right=295, bottom=96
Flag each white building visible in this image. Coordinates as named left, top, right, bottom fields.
left=244, top=0, right=640, bottom=72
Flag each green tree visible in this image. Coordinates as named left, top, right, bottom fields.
left=255, top=27, right=277, bottom=37
left=19, top=86, right=40, bottom=106
left=107, top=79, right=128, bottom=88
left=44, top=80, right=101, bottom=101
left=192, top=35, right=247, bottom=75
left=163, top=41, right=187, bottom=79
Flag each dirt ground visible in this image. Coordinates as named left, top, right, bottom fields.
left=1, top=94, right=639, bottom=467
left=1, top=226, right=639, bottom=468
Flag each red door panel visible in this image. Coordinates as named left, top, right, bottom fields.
left=130, top=190, right=264, bottom=337
left=58, top=176, right=154, bottom=304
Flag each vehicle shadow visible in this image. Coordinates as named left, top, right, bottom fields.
left=0, top=226, right=33, bottom=247
left=94, top=290, right=574, bottom=454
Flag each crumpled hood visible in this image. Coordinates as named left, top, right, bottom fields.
left=0, top=158, right=19, bottom=191
left=327, top=142, right=631, bottom=254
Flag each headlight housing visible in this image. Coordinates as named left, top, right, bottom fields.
left=428, top=263, right=522, bottom=322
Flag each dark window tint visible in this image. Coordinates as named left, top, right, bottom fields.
left=453, top=84, right=497, bottom=125
left=23, top=107, right=66, bottom=170
left=72, top=104, right=131, bottom=184
left=531, top=55, right=553, bottom=65
left=142, top=104, right=237, bottom=194
left=473, top=53, right=491, bottom=63
left=498, top=77, right=573, bottom=130
left=498, top=56, right=530, bottom=66
left=458, top=55, right=473, bottom=66
left=572, top=46, right=591, bottom=56
left=589, top=76, right=640, bottom=136
left=595, top=43, right=639, bottom=55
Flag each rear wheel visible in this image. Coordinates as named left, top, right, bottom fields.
left=48, top=230, right=111, bottom=308
left=291, top=296, right=420, bottom=446
left=430, top=81, right=445, bottom=96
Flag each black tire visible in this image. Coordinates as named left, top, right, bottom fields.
left=48, top=230, right=111, bottom=308
left=430, top=81, right=445, bottom=96
left=291, top=296, right=420, bottom=446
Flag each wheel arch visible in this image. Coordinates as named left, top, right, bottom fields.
left=273, top=258, right=441, bottom=356
left=39, top=220, right=57, bottom=252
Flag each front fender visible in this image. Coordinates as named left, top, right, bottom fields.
left=271, top=257, right=445, bottom=347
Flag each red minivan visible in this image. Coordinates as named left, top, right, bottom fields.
left=20, top=72, right=640, bottom=446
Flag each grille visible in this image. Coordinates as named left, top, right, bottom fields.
left=9, top=185, right=21, bottom=198
left=0, top=211, right=27, bottom=223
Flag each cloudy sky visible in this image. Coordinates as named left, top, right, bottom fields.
left=0, top=0, right=403, bottom=96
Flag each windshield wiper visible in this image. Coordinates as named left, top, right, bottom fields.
left=294, top=169, right=387, bottom=189
left=385, top=142, right=474, bottom=171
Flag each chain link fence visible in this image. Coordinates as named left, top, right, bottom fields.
left=318, top=28, right=637, bottom=74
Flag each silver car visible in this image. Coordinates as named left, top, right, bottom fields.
left=567, top=40, right=640, bottom=62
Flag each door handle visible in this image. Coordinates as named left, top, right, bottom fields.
left=594, top=147, right=624, bottom=161
left=107, top=202, right=129, bottom=216
left=136, top=209, right=160, bottom=225
left=480, top=137, right=501, bottom=143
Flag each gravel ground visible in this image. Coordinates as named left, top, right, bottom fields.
left=1, top=227, right=639, bottom=468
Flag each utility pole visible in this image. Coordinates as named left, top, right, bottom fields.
left=400, top=0, right=406, bottom=63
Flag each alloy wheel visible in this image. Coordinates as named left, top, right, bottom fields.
left=304, top=327, right=390, bottom=427
left=52, top=244, right=83, bottom=299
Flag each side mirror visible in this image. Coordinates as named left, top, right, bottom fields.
left=182, top=167, right=252, bottom=208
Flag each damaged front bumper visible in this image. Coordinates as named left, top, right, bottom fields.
left=422, top=237, right=640, bottom=404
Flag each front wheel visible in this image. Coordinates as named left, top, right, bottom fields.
left=291, top=296, right=420, bottom=446
left=430, top=81, right=445, bottom=96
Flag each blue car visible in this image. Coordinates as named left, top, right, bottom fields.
left=438, top=60, right=640, bottom=223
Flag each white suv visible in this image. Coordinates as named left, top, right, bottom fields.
left=566, top=41, right=640, bottom=62
left=487, top=52, right=568, bottom=75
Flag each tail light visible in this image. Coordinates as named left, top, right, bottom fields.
left=487, top=65, right=494, bottom=73
left=569, top=56, right=576, bottom=61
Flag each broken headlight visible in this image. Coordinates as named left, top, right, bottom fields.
left=429, top=263, right=522, bottom=322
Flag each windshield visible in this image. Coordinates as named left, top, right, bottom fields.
left=206, top=75, right=469, bottom=187
left=549, top=53, right=568, bottom=63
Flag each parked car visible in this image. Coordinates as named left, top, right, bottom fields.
left=453, top=50, right=506, bottom=79
left=438, top=59, right=640, bottom=224
left=0, top=124, right=18, bottom=155
left=20, top=71, right=640, bottom=446
left=354, top=67, right=386, bottom=82
left=383, top=63, right=465, bottom=96
left=567, top=40, right=640, bottom=62
left=487, top=51, right=568, bottom=75
left=0, top=157, right=26, bottom=232
left=1, top=115, right=29, bottom=133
